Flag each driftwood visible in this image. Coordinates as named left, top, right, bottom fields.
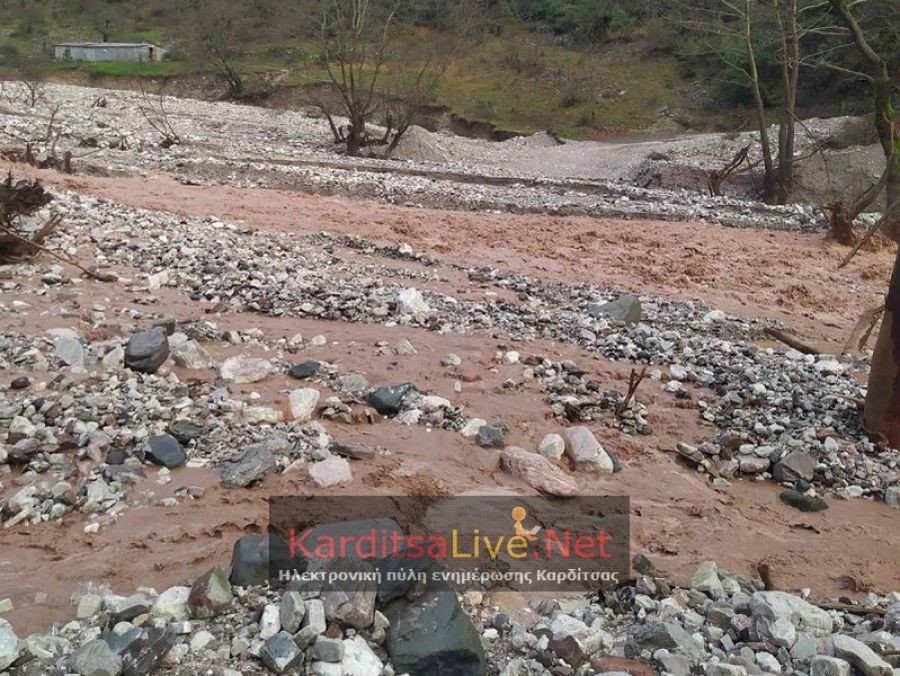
left=0, top=220, right=116, bottom=281
left=763, top=327, right=819, bottom=354
left=844, top=304, right=885, bottom=354
left=618, top=366, right=649, bottom=414
left=708, top=145, right=750, bottom=197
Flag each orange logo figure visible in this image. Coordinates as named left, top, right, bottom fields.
left=511, top=506, right=541, bottom=542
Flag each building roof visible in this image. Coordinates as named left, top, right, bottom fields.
left=55, top=42, right=159, bottom=48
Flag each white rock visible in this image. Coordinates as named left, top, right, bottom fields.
left=307, top=455, right=352, bottom=488
left=220, top=356, right=273, bottom=384
left=811, top=655, right=851, bottom=676
left=538, top=433, right=566, bottom=461
left=341, top=635, right=384, bottom=676
left=259, top=604, right=281, bottom=640
left=152, top=586, right=190, bottom=621
left=242, top=406, right=283, bottom=425
left=396, top=288, right=429, bottom=316
left=287, top=389, right=320, bottom=422
left=460, top=418, right=487, bottom=438
left=0, top=618, right=19, bottom=670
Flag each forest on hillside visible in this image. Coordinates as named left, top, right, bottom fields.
left=0, top=0, right=897, bottom=136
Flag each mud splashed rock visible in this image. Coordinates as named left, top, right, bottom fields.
left=499, top=447, right=579, bottom=496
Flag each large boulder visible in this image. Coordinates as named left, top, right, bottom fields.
left=66, top=639, right=123, bottom=676
left=831, top=634, right=892, bottom=676
left=561, top=427, right=614, bottom=473
left=625, top=622, right=704, bottom=666
left=187, top=567, right=233, bottom=618
left=500, top=447, right=579, bottom=496
left=260, top=631, right=303, bottom=673
left=384, top=588, right=485, bottom=676
left=587, top=295, right=642, bottom=324
left=0, top=619, right=19, bottom=670
left=772, top=450, right=817, bottom=483
left=124, top=327, right=170, bottom=374
left=120, top=627, right=175, bottom=676
left=143, top=434, right=186, bottom=469
left=751, top=591, right=834, bottom=638
left=322, top=559, right=377, bottom=629
left=215, top=442, right=277, bottom=488
left=368, top=384, right=415, bottom=416
left=229, top=533, right=293, bottom=587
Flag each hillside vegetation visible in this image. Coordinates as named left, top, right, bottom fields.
left=0, top=0, right=896, bottom=137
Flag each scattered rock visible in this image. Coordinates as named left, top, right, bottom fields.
left=307, top=454, right=353, bottom=488
left=215, top=442, right=278, bottom=487
left=143, top=434, right=186, bottom=469
left=289, top=360, right=321, bottom=380
left=124, top=327, right=170, bottom=374
left=220, top=355, right=273, bottom=384
left=67, top=639, right=123, bottom=676
left=187, top=567, right=232, bottom=619
left=588, top=295, right=642, bottom=324
left=287, top=388, right=320, bottom=422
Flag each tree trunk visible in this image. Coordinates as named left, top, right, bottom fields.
left=865, top=250, right=900, bottom=445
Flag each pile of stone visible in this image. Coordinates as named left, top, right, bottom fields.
left=0, top=82, right=854, bottom=234
left=0, top=525, right=489, bottom=676
left=2, top=532, right=897, bottom=676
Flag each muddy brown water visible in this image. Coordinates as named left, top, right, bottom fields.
left=0, top=161, right=897, bottom=636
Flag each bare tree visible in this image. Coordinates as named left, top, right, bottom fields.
left=827, top=0, right=899, bottom=445
left=189, top=1, right=247, bottom=98
left=138, top=87, right=182, bottom=148
left=318, top=0, right=398, bottom=156
left=683, top=0, right=807, bottom=204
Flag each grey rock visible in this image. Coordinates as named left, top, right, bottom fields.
left=706, top=665, right=748, bottom=676
left=307, top=454, right=352, bottom=488
left=289, top=360, right=320, bottom=380
left=54, top=335, right=85, bottom=369
left=124, top=327, right=170, bottom=374
left=780, top=490, right=828, bottom=512
left=538, top=433, right=566, bottom=461
left=280, top=592, right=306, bottom=633
left=886, top=486, right=900, bottom=508
left=215, top=442, right=277, bottom=487
left=831, top=634, right=892, bottom=676
left=0, top=618, right=19, bottom=670
left=811, top=655, right=852, bottom=676
left=475, top=424, right=505, bottom=448
left=260, top=631, right=303, bottom=673
left=368, top=383, right=414, bottom=416
left=120, top=627, right=175, bottom=676
left=312, top=636, right=344, bottom=663
left=67, top=639, right=123, bottom=676
left=219, top=355, right=273, bottom=384
left=229, top=533, right=292, bottom=587
left=168, top=420, right=203, bottom=444
left=143, top=434, right=185, bottom=469
left=625, top=622, right=704, bottom=666
left=322, top=559, right=377, bottom=629
left=691, top=560, right=724, bottom=596
left=773, top=451, right=816, bottom=483
left=561, top=426, right=614, bottom=473
left=751, top=591, right=833, bottom=637
left=588, top=295, right=642, bottom=324
left=187, top=567, right=232, bottom=619
left=385, top=589, right=485, bottom=676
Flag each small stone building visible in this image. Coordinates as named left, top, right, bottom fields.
left=54, top=43, right=167, bottom=63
